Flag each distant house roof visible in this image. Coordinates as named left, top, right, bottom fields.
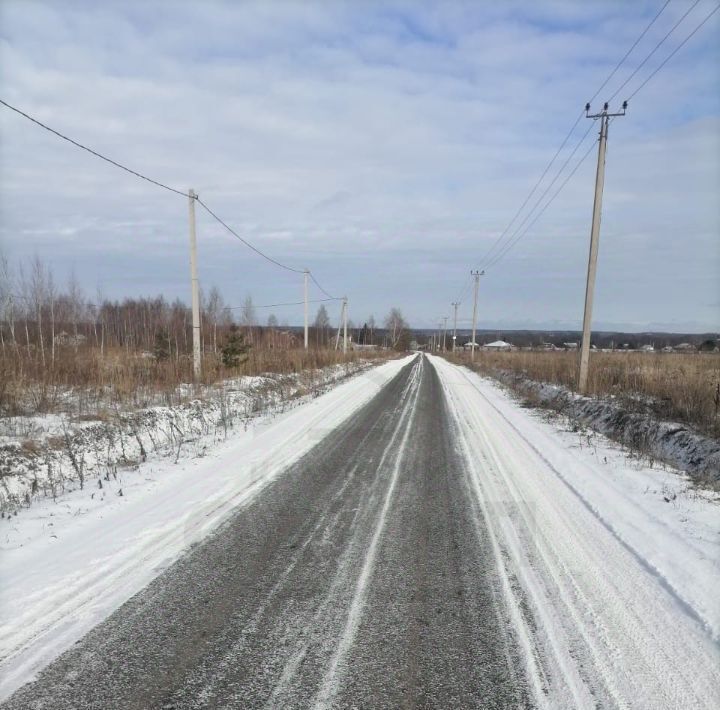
left=484, top=340, right=513, bottom=348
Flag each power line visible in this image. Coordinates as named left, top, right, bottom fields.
left=609, top=0, right=702, bottom=102
left=475, top=110, right=585, bottom=271
left=480, top=121, right=595, bottom=271
left=483, top=2, right=717, bottom=272
left=0, top=98, right=190, bottom=198
left=195, top=198, right=304, bottom=274
left=484, top=127, right=603, bottom=271
left=587, top=0, right=672, bottom=105
left=473, top=0, right=674, bottom=277
left=627, top=2, right=720, bottom=101
left=0, top=99, right=342, bottom=300
left=224, top=297, right=339, bottom=311
left=308, top=270, right=338, bottom=300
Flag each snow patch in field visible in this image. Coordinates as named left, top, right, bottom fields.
left=0, top=363, right=375, bottom=512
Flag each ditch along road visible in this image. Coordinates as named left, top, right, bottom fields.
left=4, top=355, right=718, bottom=709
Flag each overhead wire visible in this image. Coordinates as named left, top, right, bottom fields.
left=479, top=121, right=595, bottom=271
left=194, top=198, right=303, bottom=274
left=0, top=98, right=190, bottom=198
left=483, top=124, right=608, bottom=271
left=308, top=270, right=338, bottom=300
left=0, top=99, right=341, bottom=303
left=224, top=297, right=338, bottom=311
left=626, top=2, right=720, bottom=101
left=471, top=0, right=674, bottom=280
left=587, top=0, right=672, bottom=105
left=608, top=0, right=702, bottom=102
left=471, top=0, right=716, bottom=277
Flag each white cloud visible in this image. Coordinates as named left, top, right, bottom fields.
left=0, top=0, right=718, bottom=331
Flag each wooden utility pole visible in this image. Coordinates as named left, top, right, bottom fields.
left=578, top=101, right=626, bottom=393
left=442, top=316, right=448, bottom=351
left=343, top=297, right=348, bottom=354
left=188, top=189, right=201, bottom=380
left=451, top=302, right=459, bottom=353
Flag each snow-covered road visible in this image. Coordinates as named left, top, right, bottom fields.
left=2, top=354, right=718, bottom=708
left=0, top=356, right=414, bottom=702
left=433, top=354, right=720, bottom=708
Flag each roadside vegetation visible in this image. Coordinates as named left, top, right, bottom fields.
left=448, top=349, right=720, bottom=440
left=0, top=255, right=409, bottom=421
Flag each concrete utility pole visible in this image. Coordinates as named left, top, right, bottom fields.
left=470, top=270, right=483, bottom=362
left=188, top=189, right=201, bottom=380
left=578, top=101, right=626, bottom=393
left=342, top=296, right=348, bottom=354
left=304, top=269, right=309, bottom=350
left=334, top=303, right=342, bottom=351
left=451, top=302, right=459, bottom=353
left=442, top=316, right=448, bottom=352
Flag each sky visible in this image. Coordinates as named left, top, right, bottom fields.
left=0, top=0, right=718, bottom=333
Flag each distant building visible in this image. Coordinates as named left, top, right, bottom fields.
left=641, top=344, right=655, bottom=352
left=463, top=341, right=479, bottom=351
left=674, top=342, right=696, bottom=352
left=563, top=342, right=579, bottom=350
left=483, top=340, right=514, bottom=351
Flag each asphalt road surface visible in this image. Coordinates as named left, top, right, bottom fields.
left=8, top=353, right=719, bottom=709
left=4, top=355, right=533, bottom=709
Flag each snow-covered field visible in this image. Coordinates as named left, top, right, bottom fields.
left=0, top=362, right=377, bottom=512
left=0, top=356, right=413, bottom=701
left=432, top=355, right=720, bottom=707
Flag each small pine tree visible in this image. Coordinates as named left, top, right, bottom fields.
left=222, top=325, right=250, bottom=367
left=153, top=328, right=170, bottom=361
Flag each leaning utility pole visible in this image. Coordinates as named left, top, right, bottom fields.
left=578, top=101, right=626, bottom=393
left=451, top=302, right=459, bottom=353
left=304, top=269, right=309, bottom=350
left=470, top=270, right=483, bottom=362
left=343, top=296, right=348, bottom=354
left=188, top=189, right=201, bottom=380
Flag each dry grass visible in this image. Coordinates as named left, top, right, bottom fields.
left=0, top=345, right=390, bottom=419
left=448, top=350, right=720, bottom=439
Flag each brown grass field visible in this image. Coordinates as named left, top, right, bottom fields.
left=447, top=349, right=720, bottom=439
left=0, top=344, right=390, bottom=419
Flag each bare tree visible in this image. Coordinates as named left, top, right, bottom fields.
left=67, top=269, right=85, bottom=352
left=206, top=286, right=224, bottom=354
left=30, top=256, right=47, bottom=367
left=0, top=251, right=16, bottom=354
left=384, top=307, right=409, bottom=350
left=368, top=314, right=376, bottom=345
left=314, top=305, right=330, bottom=346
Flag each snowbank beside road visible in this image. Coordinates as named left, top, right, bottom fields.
left=432, top=355, right=720, bottom=708
left=485, top=367, right=720, bottom=484
left=0, top=355, right=414, bottom=701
